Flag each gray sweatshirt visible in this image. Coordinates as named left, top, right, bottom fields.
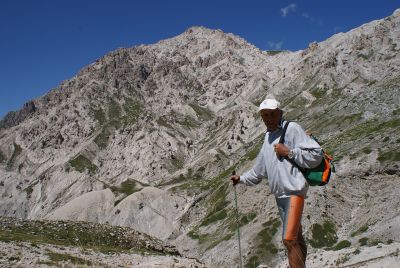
left=240, top=120, right=323, bottom=197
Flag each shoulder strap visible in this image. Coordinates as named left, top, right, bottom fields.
left=279, top=121, right=290, bottom=144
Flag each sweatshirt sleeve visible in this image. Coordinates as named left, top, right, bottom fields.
left=240, top=139, right=267, bottom=186
left=288, top=123, right=323, bottom=169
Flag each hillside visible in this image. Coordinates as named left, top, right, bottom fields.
left=0, top=9, right=399, bottom=268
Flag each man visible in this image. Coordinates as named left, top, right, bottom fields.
left=230, top=98, right=323, bottom=268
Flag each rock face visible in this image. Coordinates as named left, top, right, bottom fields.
left=0, top=101, right=36, bottom=129
left=0, top=9, right=400, bottom=267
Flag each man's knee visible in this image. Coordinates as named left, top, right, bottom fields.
left=283, top=239, right=298, bottom=249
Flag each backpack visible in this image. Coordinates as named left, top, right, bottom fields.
left=279, top=121, right=334, bottom=186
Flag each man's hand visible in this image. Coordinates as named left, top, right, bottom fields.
left=230, top=175, right=240, bottom=185
left=274, top=143, right=290, bottom=157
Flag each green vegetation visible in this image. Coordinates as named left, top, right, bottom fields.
left=91, top=107, right=107, bottom=126
left=370, top=239, right=383, bottom=246
left=68, top=155, right=98, bottom=175
left=123, top=97, right=142, bottom=125
left=184, top=167, right=240, bottom=249
left=357, top=51, right=373, bottom=60
left=377, top=150, right=400, bottom=162
left=0, top=217, right=164, bottom=255
left=324, top=118, right=400, bottom=159
left=0, top=150, right=5, bottom=163
left=245, top=218, right=281, bottom=268
left=257, top=218, right=281, bottom=253
left=41, top=251, right=92, bottom=266
left=332, top=240, right=351, bottom=251
left=200, top=209, right=228, bottom=227
left=241, top=134, right=264, bottom=162
left=362, top=147, right=372, bottom=154
left=176, top=114, right=199, bottom=129
left=24, top=185, right=34, bottom=199
left=392, top=108, right=400, bottom=116
left=310, top=87, right=326, bottom=99
left=157, top=117, right=174, bottom=129
left=6, top=143, right=22, bottom=170
left=351, top=225, right=368, bottom=237
left=94, top=126, right=113, bottom=149
left=110, top=180, right=141, bottom=196
left=108, top=99, right=121, bottom=120
left=359, top=237, right=369, bottom=246
left=245, top=255, right=261, bottom=268
left=92, top=98, right=143, bottom=149
left=335, top=253, right=351, bottom=266
left=170, top=155, right=184, bottom=170
left=309, top=219, right=338, bottom=248
left=199, top=182, right=229, bottom=227
left=265, top=50, right=284, bottom=56
left=189, top=103, right=214, bottom=121
left=240, top=212, right=257, bottom=226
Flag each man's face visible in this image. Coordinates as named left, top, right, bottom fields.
left=260, top=109, right=282, bottom=131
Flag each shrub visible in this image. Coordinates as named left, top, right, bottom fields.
left=351, top=225, right=368, bottom=237
left=332, top=240, right=351, bottom=250
left=359, top=237, right=368, bottom=246
left=309, top=219, right=338, bottom=248
left=68, top=155, right=98, bottom=175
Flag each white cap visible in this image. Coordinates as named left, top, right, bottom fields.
left=259, top=98, right=280, bottom=111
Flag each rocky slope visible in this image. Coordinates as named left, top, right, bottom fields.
left=0, top=9, right=399, bottom=268
left=0, top=216, right=204, bottom=267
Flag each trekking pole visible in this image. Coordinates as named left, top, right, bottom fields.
left=232, top=170, right=243, bottom=268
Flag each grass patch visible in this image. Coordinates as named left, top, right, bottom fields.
left=265, top=50, right=284, bottom=56
left=245, top=218, right=281, bottom=268
left=242, top=135, right=264, bottom=161
left=310, top=87, right=326, bottom=99
left=157, top=117, right=174, bottom=129
left=351, top=225, right=368, bottom=237
left=189, top=103, right=214, bottom=121
left=199, top=181, right=229, bottom=227
left=24, top=185, right=34, bottom=199
left=240, top=212, right=257, bottom=226
left=359, top=237, right=369, bottom=246
left=200, top=209, right=228, bottom=226
left=108, top=99, right=121, bottom=120
left=362, top=147, right=372, bottom=154
left=68, top=155, right=98, bottom=175
left=332, top=240, right=351, bottom=251
left=92, top=99, right=134, bottom=149
left=184, top=167, right=239, bottom=249
left=123, top=97, right=142, bottom=125
left=0, top=217, right=172, bottom=255
left=377, top=150, right=400, bottom=162
left=0, top=150, right=5, bottom=163
left=309, top=219, right=338, bottom=248
left=110, top=180, right=141, bottom=196
left=245, top=255, right=261, bottom=268
left=46, top=251, right=92, bottom=266
left=90, top=107, right=107, bottom=126
left=6, top=143, right=22, bottom=170
left=324, top=118, right=400, bottom=159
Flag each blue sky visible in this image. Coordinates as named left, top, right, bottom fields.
left=0, top=0, right=399, bottom=119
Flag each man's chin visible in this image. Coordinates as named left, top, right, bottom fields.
left=266, top=125, right=278, bottom=132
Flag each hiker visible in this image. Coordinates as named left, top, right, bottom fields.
left=230, top=98, right=323, bottom=268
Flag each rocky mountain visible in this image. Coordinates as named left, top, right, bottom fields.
left=0, top=8, right=400, bottom=267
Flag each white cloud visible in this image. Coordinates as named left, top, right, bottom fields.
left=267, top=41, right=283, bottom=50
left=301, top=11, right=323, bottom=26
left=302, top=12, right=315, bottom=22
left=280, top=3, right=296, bottom=17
